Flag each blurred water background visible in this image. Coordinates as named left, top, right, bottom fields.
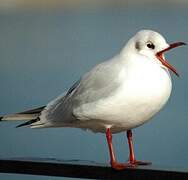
left=0, top=1, right=188, bottom=179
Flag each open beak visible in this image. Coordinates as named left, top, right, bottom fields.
left=156, top=42, right=186, bottom=77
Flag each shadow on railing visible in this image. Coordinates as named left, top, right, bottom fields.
left=0, top=158, right=187, bottom=179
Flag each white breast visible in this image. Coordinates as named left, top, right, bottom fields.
left=99, top=57, right=172, bottom=132
left=75, top=56, right=172, bottom=133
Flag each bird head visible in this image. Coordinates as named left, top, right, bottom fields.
left=124, top=30, right=186, bottom=77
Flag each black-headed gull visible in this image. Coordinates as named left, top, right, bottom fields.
left=0, top=30, right=186, bottom=170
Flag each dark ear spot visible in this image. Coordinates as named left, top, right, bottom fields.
left=135, top=41, right=141, bottom=50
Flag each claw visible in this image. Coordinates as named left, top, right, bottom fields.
left=128, top=160, right=152, bottom=166
left=111, top=162, right=134, bottom=170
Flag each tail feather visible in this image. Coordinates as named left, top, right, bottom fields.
left=1, top=113, right=39, bottom=121
left=0, top=106, right=45, bottom=128
left=0, top=106, right=45, bottom=121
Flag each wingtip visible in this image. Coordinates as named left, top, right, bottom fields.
left=16, top=123, right=24, bottom=128
left=0, top=116, right=3, bottom=121
left=16, top=118, right=39, bottom=128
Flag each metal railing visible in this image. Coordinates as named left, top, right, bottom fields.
left=0, top=158, right=187, bottom=179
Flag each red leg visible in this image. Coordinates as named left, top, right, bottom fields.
left=106, top=128, right=132, bottom=170
left=127, top=130, right=151, bottom=166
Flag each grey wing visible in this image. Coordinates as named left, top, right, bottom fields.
left=72, top=62, right=120, bottom=105
left=33, top=80, right=82, bottom=127
left=71, top=59, right=123, bottom=121
left=35, top=57, right=123, bottom=127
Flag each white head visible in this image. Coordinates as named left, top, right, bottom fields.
left=122, top=30, right=186, bottom=76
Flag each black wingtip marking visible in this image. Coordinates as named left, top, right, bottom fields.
left=66, top=80, right=80, bottom=96
left=0, top=116, right=3, bottom=121
left=19, top=106, right=46, bottom=115
left=16, top=118, right=39, bottom=128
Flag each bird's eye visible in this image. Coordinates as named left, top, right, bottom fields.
left=146, top=42, right=155, bottom=49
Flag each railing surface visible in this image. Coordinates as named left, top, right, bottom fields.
left=0, top=158, right=187, bottom=179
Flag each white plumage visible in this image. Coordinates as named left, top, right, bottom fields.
left=27, top=30, right=173, bottom=133
left=1, top=29, right=185, bottom=170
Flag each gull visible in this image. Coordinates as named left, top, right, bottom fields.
left=0, top=30, right=186, bottom=170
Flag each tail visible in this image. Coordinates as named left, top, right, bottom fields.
left=0, top=106, right=45, bottom=128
